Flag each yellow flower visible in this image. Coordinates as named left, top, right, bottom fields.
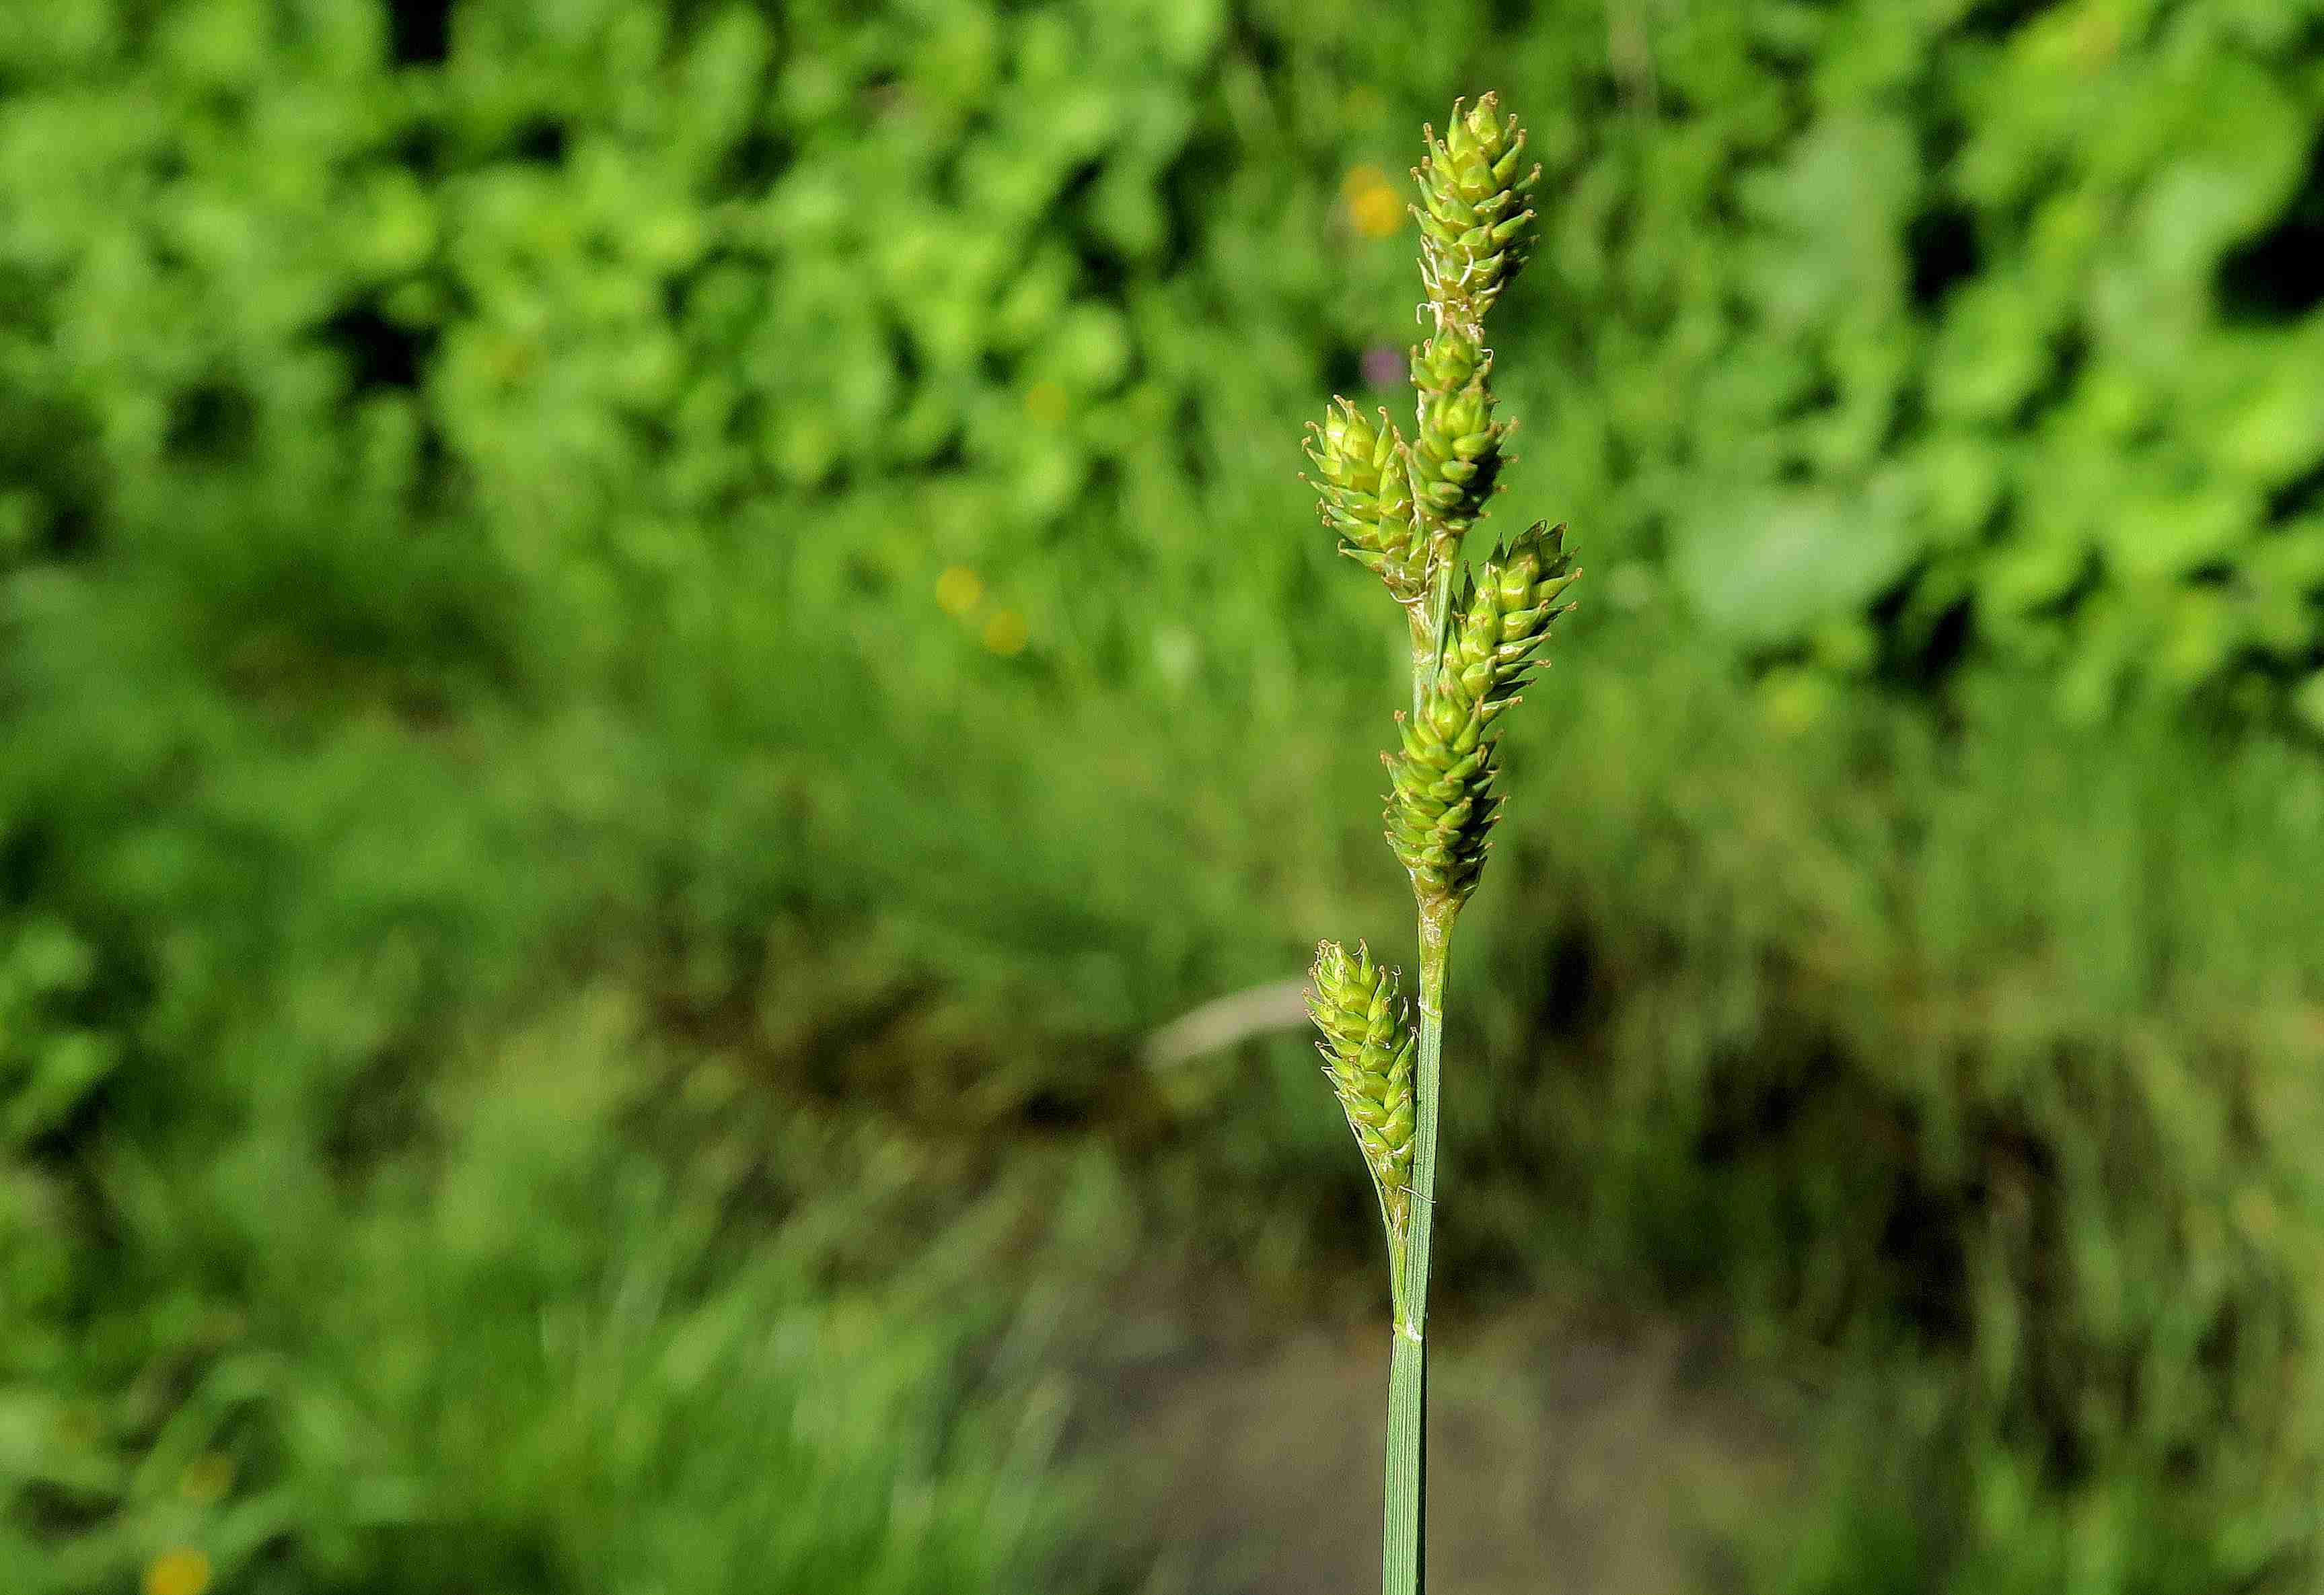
left=1341, top=164, right=1404, bottom=240
left=934, top=566, right=983, bottom=617
left=981, top=609, right=1029, bottom=656
left=145, top=1549, right=211, bottom=1595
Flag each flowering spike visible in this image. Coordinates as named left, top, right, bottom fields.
left=1296, top=98, right=1574, bottom=1595
left=1411, top=92, right=1540, bottom=319
left=1309, top=940, right=1419, bottom=1234
left=1385, top=522, right=1578, bottom=909
left=1401, top=92, right=1542, bottom=574
left=1305, top=398, right=1427, bottom=606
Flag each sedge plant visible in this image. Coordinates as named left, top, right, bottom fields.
left=1304, top=94, right=1574, bottom=1595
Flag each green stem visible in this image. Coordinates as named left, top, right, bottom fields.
left=1384, top=1327, right=1426, bottom=1594
left=1384, top=905, right=1451, bottom=1595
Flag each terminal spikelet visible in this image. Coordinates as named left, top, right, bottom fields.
left=1384, top=522, right=1578, bottom=910
left=1411, top=93, right=1539, bottom=319
left=1308, top=939, right=1418, bottom=1233
left=1404, top=93, right=1541, bottom=569
left=1304, top=398, right=1428, bottom=606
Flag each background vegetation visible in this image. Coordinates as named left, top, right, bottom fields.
left=7, top=0, right=2324, bottom=1589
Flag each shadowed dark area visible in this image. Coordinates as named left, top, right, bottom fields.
left=2220, top=132, right=2324, bottom=322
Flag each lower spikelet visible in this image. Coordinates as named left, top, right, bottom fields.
left=1385, top=522, right=1578, bottom=909
left=1305, top=398, right=1427, bottom=606
left=1308, top=939, right=1418, bottom=1230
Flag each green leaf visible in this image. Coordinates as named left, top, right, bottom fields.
left=1675, top=489, right=1917, bottom=645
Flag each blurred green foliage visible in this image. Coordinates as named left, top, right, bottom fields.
left=7, top=0, right=2324, bottom=709
left=6, top=0, right=2324, bottom=1590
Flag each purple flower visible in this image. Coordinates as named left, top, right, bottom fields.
left=1362, top=343, right=1404, bottom=390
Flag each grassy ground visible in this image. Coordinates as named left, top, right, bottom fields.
left=13, top=495, right=2324, bottom=1586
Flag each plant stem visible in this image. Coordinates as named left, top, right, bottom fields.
left=1384, top=905, right=1451, bottom=1595
left=1383, top=1323, right=1426, bottom=1594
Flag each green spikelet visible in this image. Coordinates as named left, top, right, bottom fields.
left=1411, top=93, right=1539, bottom=318
left=1404, top=93, right=1541, bottom=571
left=1304, top=398, right=1427, bottom=606
left=1408, top=330, right=1509, bottom=561
left=1308, top=939, right=1418, bottom=1234
left=1385, top=522, right=1578, bottom=910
